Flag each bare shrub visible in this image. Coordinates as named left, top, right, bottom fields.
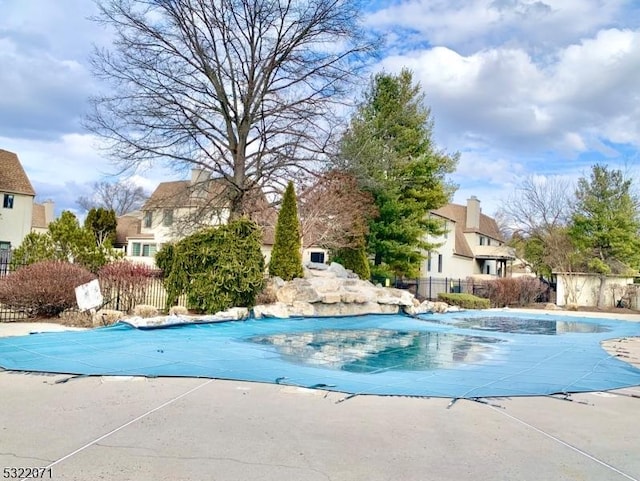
left=133, top=304, right=159, bottom=318
left=485, top=277, right=546, bottom=307
left=93, top=309, right=124, bottom=327
left=0, top=261, right=95, bottom=318
left=98, top=261, right=158, bottom=314
left=255, top=285, right=278, bottom=305
left=169, top=305, right=189, bottom=316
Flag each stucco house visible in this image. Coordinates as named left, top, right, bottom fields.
left=0, top=149, right=37, bottom=251
left=423, top=196, right=515, bottom=280
left=116, top=169, right=327, bottom=266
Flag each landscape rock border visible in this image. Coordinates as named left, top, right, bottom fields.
left=124, top=262, right=459, bottom=328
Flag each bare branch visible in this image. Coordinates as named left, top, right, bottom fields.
left=86, top=0, right=378, bottom=219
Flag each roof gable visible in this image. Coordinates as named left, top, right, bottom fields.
left=432, top=201, right=505, bottom=259
left=432, top=203, right=503, bottom=241
left=0, top=149, right=36, bottom=196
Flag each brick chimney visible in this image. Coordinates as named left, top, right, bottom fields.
left=466, top=196, right=481, bottom=230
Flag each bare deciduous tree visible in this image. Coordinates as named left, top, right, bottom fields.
left=77, top=180, right=149, bottom=216
left=298, top=170, right=377, bottom=250
left=498, top=175, right=573, bottom=237
left=87, top=0, right=376, bottom=219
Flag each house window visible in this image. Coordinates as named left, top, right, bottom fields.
left=427, top=253, right=432, bottom=272
left=438, top=254, right=443, bottom=273
left=479, top=236, right=485, bottom=246
left=487, top=238, right=491, bottom=246
left=143, top=211, right=153, bottom=228
left=131, top=242, right=157, bottom=257
left=486, top=264, right=491, bottom=275
left=0, top=241, right=10, bottom=250
left=3, top=194, right=14, bottom=209
left=310, top=252, right=325, bottom=263
left=163, top=209, right=173, bottom=227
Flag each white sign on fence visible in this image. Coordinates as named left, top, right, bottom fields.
left=75, top=279, right=104, bottom=311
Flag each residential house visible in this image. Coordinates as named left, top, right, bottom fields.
left=423, top=196, right=515, bottom=280
left=118, top=169, right=327, bottom=266
left=31, top=200, right=55, bottom=234
left=0, top=149, right=36, bottom=251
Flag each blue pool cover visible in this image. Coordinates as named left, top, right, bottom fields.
left=1, top=311, right=639, bottom=398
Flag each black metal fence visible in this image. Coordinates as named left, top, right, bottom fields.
left=373, top=276, right=469, bottom=300
left=0, top=252, right=27, bottom=322
left=372, top=275, right=555, bottom=304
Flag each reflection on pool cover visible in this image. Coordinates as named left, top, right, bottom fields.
left=0, top=313, right=639, bottom=398
left=250, top=329, right=502, bottom=372
left=432, top=316, right=610, bottom=335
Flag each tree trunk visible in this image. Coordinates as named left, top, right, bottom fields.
left=596, top=275, right=606, bottom=309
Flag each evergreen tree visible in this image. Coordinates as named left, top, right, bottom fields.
left=339, top=69, right=457, bottom=277
left=159, top=218, right=265, bottom=313
left=13, top=211, right=118, bottom=273
left=269, top=182, right=303, bottom=280
left=332, top=241, right=370, bottom=280
left=85, top=207, right=117, bottom=246
left=569, top=165, right=640, bottom=306
left=570, top=165, right=640, bottom=274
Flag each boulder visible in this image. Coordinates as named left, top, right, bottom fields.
left=432, top=302, right=449, bottom=313
left=403, top=300, right=436, bottom=316
left=327, top=262, right=349, bottom=278
left=305, top=261, right=329, bottom=271
left=276, top=279, right=321, bottom=304
left=340, top=291, right=369, bottom=304
left=212, top=307, right=249, bottom=321
left=321, top=292, right=342, bottom=304
left=375, top=288, right=415, bottom=306
left=307, top=276, right=343, bottom=293
left=313, top=301, right=381, bottom=317
left=288, top=301, right=316, bottom=317
left=379, top=304, right=401, bottom=314
left=253, top=302, right=291, bottom=319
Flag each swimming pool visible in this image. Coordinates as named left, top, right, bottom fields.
left=1, top=311, right=639, bottom=398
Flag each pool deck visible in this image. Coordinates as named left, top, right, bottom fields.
left=1, top=311, right=640, bottom=481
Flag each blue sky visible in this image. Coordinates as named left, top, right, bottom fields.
left=1, top=0, right=640, bottom=217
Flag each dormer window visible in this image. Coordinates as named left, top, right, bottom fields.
left=143, top=211, right=153, bottom=228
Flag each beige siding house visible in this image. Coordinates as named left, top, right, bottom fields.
left=423, top=196, right=515, bottom=279
left=0, top=149, right=36, bottom=251
left=117, top=169, right=327, bottom=267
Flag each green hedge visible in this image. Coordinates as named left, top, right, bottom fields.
left=438, top=292, right=490, bottom=309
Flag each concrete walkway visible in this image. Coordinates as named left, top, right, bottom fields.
left=1, top=374, right=639, bottom=481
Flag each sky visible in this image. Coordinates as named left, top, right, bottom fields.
left=1, top=0, right=640, bottom=218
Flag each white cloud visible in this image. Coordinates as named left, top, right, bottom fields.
left=379, top=27, right=640, bottom=160
left=367, top=0, right=630, bottom=53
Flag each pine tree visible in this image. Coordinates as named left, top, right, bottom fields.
left=269, top=182, right=304, bottom=280
left=332, top=241, right=370, bottom=280
left=339, top=69, right=457, bottom=277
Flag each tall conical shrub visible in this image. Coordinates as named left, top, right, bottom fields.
left=269, top=181, right=303, bottom=280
